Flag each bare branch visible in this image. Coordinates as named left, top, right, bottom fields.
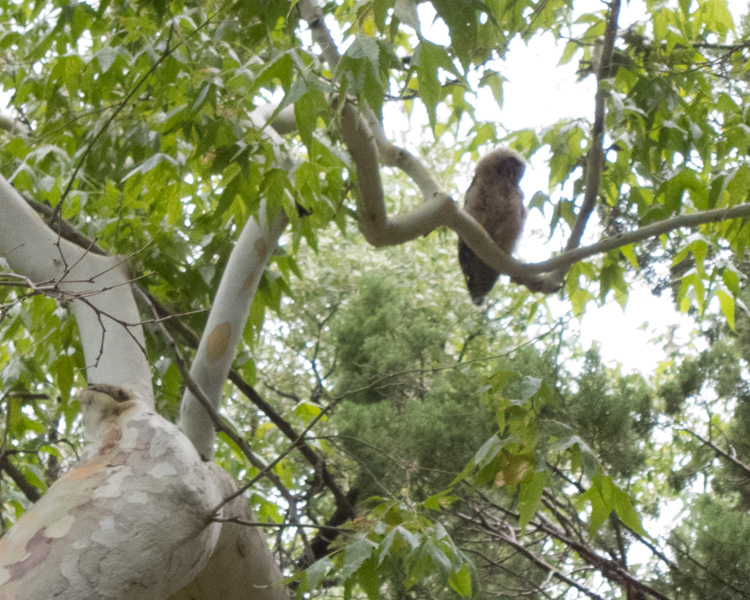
left=684, top=427, right=750, bottom=477
left=530, top=201, right=750, bottom=272
left=565, top=0, right=622, bottom=253
left=0, top=452, right=41, bottom=502
left=457, top=511, right=607, bottom=600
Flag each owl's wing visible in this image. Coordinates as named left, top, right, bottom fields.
left=458, top=239, right=500, bottom=305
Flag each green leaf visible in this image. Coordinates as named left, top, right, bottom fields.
left=414, top=43, right=440, bottom=130
left=54, top=355, right=74, bottom=402
left=559, top=40, right=580, bottom=66
left=341, top=36, right=384, bottom=116
left=484, top=71, right=505, bottom=108
left=191, top=82, right=212, bottom=112
left=423, top=489, right=458, bottom=511
left=580, top=474, right=644, bottom=537
left=513, top=376, right=542, bottom=404
left=393, top=0, right=420, bottom=31
left=473, top=433, right=503, bottom=466
left=528, top=191, right=549, bottom=212
left=96, top=47, right=118, bottom=73
left=620, top=245, right=639, bottom=269
left=717, top=289, right=735, bottom=331
left=357, top=557, right=381, bottom=600
left=295, top=90, right=316, bottom=151
left=425, top=540, right=451, bottom=571
left=253, top=52, right=294, bottom=92
left=611, top=485, right=646, bottom=536
left=431, top=0, right=477, bottom=66
left=518, top=470, right=547, bottom=530
left=124, top=153, right=179, bottom=179
left=305, top=557, right=334, bottom=591
left=342, top=538, right=377, bottom=580
left=579, top=476, right=612, bottom=536
left=722, top=265, right=739, bottom=294
left=448, top=564, right=472, bottom=598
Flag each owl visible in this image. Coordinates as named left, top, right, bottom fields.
left=458, top=149, right=526, bottom=304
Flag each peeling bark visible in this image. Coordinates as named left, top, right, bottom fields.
left=0, top=388, right=221, bottom=599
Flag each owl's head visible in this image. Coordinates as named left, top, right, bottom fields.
left=476, top=148, right=526, bottom=186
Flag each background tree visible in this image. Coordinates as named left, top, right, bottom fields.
left=2, top=0, right=750, bottom=598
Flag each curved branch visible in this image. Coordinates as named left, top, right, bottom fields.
left=300, top=0, right=741, bottom=297
left=337, top=105, right=528, bottom=271
left=177, top=101, right=297, bottom=458
left=337, top=103, right=750, bottom=292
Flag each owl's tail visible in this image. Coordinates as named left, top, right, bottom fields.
left=458, top=240, right=500, bottom=305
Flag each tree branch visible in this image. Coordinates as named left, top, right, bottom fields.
left=0, top=178, right=154, bottom=405
left=457, top=511, right=606, bottom=600
left=529, top=201, right=750, bottom=272
left=175, top=201, right=288, bottom=459
left=565, top=0, right=622, bottom=253
left=684, top=427, right=750, bottom=477
left=18, top=196, right=355, bottom=534
left=297, top=0, right=552, bottom=291
left=475, top=493, right=671, bottom=600
left=136, top=287, right=300, bottom=516
left=0, top=453, right=41, bottom=502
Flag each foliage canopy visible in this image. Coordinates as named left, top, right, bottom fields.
left=3, top=0, right=750, bottom=597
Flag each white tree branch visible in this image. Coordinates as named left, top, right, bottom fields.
left=176, top=94, right=301, bottom=458
left=178, top=201, right=288, bottom=459
left=336, top=104, right=556, bottom=291
left=296, top=0, right=555, bottom=291
left=298, top=0, right=342, bottom=71
left=0, top=178, right=153, bottom=405
left=339, top=111, right=750, bottom=284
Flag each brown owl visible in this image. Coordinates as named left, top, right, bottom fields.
left=458, top=149, right=526, bottom=304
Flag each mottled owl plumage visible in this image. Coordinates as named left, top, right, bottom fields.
left=458, top=149, right=526, bottom=305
